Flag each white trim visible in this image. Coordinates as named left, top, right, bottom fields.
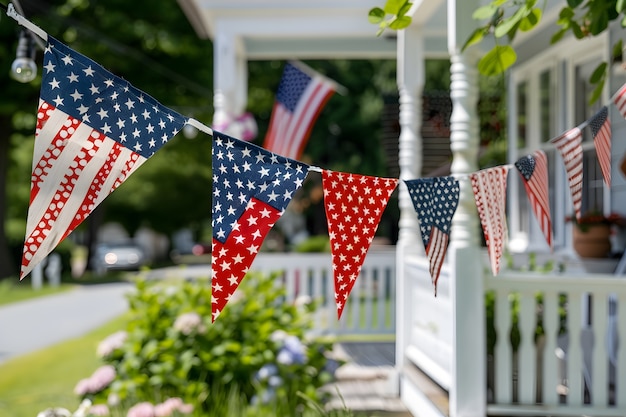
left=401, top=375, right=447, bottom=417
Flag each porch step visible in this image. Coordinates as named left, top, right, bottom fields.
left=323, top=342, right=411, bottom=415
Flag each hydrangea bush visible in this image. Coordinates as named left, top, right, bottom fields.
left=75, top=271, right=338, bottom=415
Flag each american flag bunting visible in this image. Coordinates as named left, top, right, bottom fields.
left=405, top=177, right=460, bottom=295
left=322, top=170, right=398, bottom=319
left=21, top=37, right=186, bottom=279
left=470, top=166, right=510, bottom=276
left=551, top=127, right=583, bottom=220
left=515, top=151, right=552, bottom=249
left=211, top=131, right=309, bottom=321
left=589, top=106, right=611, bottom=188
left=263, top=61, right=336, bottom=160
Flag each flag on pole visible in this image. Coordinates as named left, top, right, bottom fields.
left=515, top=151, right=552, bottom=249
left=211, top=131, right=309, bottom=321
left=262, top=61, right=337, bottom=160
left=322, top=170, right=398, bottom=319
left=613, top=82, right=626, bottom=118
left=470, top=166, right=510, bottom=276
left=405, top=177, right=460, bottom=295
left=21, top=37, right=186, bottom=279
left=551, top=127, right=583, bottom=220
left=589, top=106, right=611, bottom=188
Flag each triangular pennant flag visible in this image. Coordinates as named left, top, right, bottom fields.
left=515, top=151, right=553, bottom=249
left=589, top=106, right=611, bottom=187
left=405, top=177, right=460, bottom=295
left=321, top=170, right=398, bottom=319
left=551, top=127, right=583, bottom=221
left=211, top=131, right=309, bottom=321
left=21, top=37, right=187, bottom=279
left=470, top=166, right=510, bottom=276
left=613, top=82, right=626, bottom=118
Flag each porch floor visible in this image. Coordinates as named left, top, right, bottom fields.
left=324, top=342, right=412, bottom=416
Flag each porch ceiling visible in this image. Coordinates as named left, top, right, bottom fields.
left=177, top=0, right=448, bottom=60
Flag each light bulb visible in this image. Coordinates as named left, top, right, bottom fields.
left=11, top=31, right=37, bottom=83
left=11, top=57, right=37, bottom=83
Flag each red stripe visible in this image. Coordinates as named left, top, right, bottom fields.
left=594, top=118, right=612, bottom=187
left=426, top=229, right=448, bottom=295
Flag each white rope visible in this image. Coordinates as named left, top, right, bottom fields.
left=6, top=3, right=49, bottom=42
left=186, top=118, right=213, bottom=136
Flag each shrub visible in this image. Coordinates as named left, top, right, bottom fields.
left=79, top=271, right=337, bottom=415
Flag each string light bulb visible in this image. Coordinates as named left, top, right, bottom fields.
left=11, top=30, right=37, bottom=83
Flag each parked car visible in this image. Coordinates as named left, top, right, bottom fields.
left=92, top=242, right=146, bottom=275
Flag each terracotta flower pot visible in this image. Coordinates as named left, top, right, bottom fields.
left=572, top=224, right=611, bottom=258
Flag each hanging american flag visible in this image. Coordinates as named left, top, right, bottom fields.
left=551, top=127, right=583, bottom=220
left=21, top=37, right=186, bottom=279
left=515, top=151, right=552, bottom=249
left=405, top=177, right=460, bottom=295
left=262, top=61, right=337, bottom=160
left=211, top=131, right=309, bottom=321
left=322, top=170, right=398, bottom=319
left=589, top=106, right=611, bottom=188
left=613, top=82, right=626, bottom=119
left=470, top=166, right=510, bottom=276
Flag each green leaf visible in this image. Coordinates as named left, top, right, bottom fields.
left=399, top=2, right=412, bottom=16
left=389, top=15, right=412, bottom=30
left=559, top=7, right=575, bottom=20
left=567, top=0, right=584, bottom=7
left=473, top=4, right=498, bottom=20
left=622, top=14, right=626, bottom=27
left=613, top=39, right=623, bottom=60
left=571, top=22, right=584, bottom=38
left=384, top=0, right=409, bottom=15
left=618, top=0, right=626, bottom=13
left=590, top=12, right=609, bottom=35
left=478, top=45, right=517, bottom=76
left=520, top=8, right=542, bottom=31
left=589, top=62, right=607, bottom=84
left=589, top=78, right=605, bottom=105
left=462, top=27, right=486, bottom=51
left=368, top=7, right=385, bottom=24
left=494, top=6, right=527, bottom=38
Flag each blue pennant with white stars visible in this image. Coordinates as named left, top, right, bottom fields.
left=41, top=37, right=187, bottom=158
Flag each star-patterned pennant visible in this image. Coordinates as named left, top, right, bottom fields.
left=211, top=131, right=309, bottom=321
left=21, top=36, right=186, bottom=279
left=321, top=170, right=398, bottom=319
left=405, top=177, right=460, bottom=295
left=470, top=166, right=510, bottom=276
left=515, top=151, right=552, bottom=249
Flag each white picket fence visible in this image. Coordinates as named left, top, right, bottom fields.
left=485, top=272, right=626, bottom=416
left=249, top=250, right=396, bottom=337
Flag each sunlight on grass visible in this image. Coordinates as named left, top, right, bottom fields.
left=0, top=314, right=128, bottom=417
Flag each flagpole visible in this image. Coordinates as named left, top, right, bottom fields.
left=186, top=118, right=213, bottom=136
left=6, top=3, right=49, bottom=42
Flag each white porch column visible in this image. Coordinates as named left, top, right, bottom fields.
left=213, top=31, right=247, bottom=129
left=447, top=0, right=485, bottom=416
left=395, top=25, right=424, bottom=372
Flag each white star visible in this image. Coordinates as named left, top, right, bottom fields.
left=97, top=108, right=109, bottom=119
left=49, top=78, right=60, bottom=90
left=148, top=138, right=156, bottom=148
left=77, top=104, right=89, bottom=114
left=111, top=91, right=119, bottom=101
left=61, top=55, right=73, bottom=65
left=146, top=124, right=154, bottom=133
left=247, top=216, right=258, bottom=226
left=52, top=95, right=64, bottom=107
left=44, top=61, right=55, bottom=73
left=212, top=282, right=223, bottom=293
left=158, top=119, right=166, bottom=129
left=142, top=109, right=151, bottom=119
left=247, top=244, right=259, bottom=254
left=251, top=229, right=262, bottom=240
left=130, top=114, right=138, bottom=124
left=132, top=128, right=141, bottom=138
left=83, top=66, right=95, bottom=76
left=89, top=84, right=99, bottom=95
left=125, top=99, right=135, bottom=109
left=70, top=89, right=83, bottom=101
left=267, top=191, right=279, bottom=202
left=259, top=167, right=270, bottom=177
left=101, top=123, right=112, bottom=135
left=228, top=275, right=239, bottom=286
left=233, top=254, right=244, bottom=264
left=134, top=142, right=142, bottom=152
left=116, top=118, right=125, bottom=129
left=104, top=79, right=114, bottom=88
left=260, top=208, right=272, bottom=218
left=67, top=72, right=79, bottom=83
left=119, top=132, right=127, bottom=142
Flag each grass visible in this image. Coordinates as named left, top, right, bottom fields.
left=0, top=279, right=73, bottom=307
left=0, top=314, right=128, bottom=417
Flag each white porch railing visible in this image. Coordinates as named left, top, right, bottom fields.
left=485, top=272, right=626, bottom=416
left=249, top=250, right=396, bottom=337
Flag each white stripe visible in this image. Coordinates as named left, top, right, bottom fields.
left=32, top=106, right=74, bottom=170
left=94, top=146, right=146, bottom=208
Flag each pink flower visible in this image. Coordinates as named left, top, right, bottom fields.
left=73, top=365, right=116, bottom=396
left=88, top=404, right=110, bottom=416
left=127, top=402, right=155, bottom=417
left=153, top=398, right=193, bottom=417
left=97, top=331, right=127, bottom=357
left=173, top=312, right=206, bottom=335
left=74, top=378, right=92, bottom=396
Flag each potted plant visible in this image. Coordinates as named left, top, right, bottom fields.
left=567, top=212, right=624, bottom=258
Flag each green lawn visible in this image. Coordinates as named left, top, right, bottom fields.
left=0, top=279, right=73, bottom=307
left=0, top=314, right=128, bottom=417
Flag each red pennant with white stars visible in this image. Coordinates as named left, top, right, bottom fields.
left=321, top=170, right=398, bottom=319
